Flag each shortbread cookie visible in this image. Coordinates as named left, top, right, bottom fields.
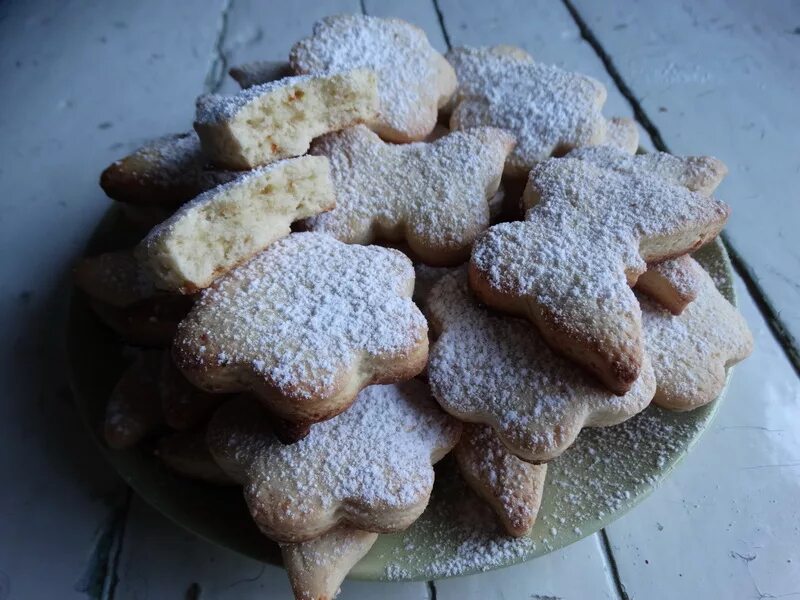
left=195, top=69, right=378, bottom=169
left=290, top=15, right=456, bottom=142
left=641, top=261, right=752, bottom=410
left=306, top=125, right=514, bottom=265
left=104, top=352, right=164, bottom=449
left=75, top=249, right=155, bottom=308
left=156, top=429, right=234, bottom=485
left=159, top=353, right=226, bottom=430
left=567, top=145, right=728, bottom=196
left=138, top=155, right=335, bottom=294
left=281, top=526, right=378, bottom=600
left=446, top=46, right=607, bottom=176
left=427, top=269, right=654, bottom=462
left=174, top=233, right=428, bottom=429
left=207, top=382, right=461, bottom=542
left=602, top=117, right=639, bottom=154
left=100, top=132, right=238, bottom=207
left=454, top=424, right=547, bottom=537
left=89, top=296, right=192, bottom=347
left=637, top=255, right=704, bottom=315
left=470, top=156, right=730, bottom=393
left=229, top=60, right=291, bottom=89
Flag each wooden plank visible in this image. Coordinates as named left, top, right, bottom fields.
left=436, top=533, right=619, bottom=600
left=436, top=0, right=650, bottom=144
left=569, top=0, right=800, bottom=364
left=602, top=274, right=800, bottom=600
left=363, top=0, right=449, bottom=52
left=115, top=497, right=428, bottom=600
left=0, top=0, right=225, bottom=598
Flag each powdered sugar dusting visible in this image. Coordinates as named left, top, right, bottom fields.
left=427, top=268, right=654, bottom=461
left=175, top=233, right=427, bottom=399
left=306, top=125, right=513, bottom=257
left=208, top=382, right=461, bottom=524
left=447, top=46, right=607, bottom=173
left=290, top=15, right=455, bottom=138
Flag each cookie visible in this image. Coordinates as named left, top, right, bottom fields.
left=104, top=352, right=164, bottom=449
left=100, top=132, right=237, bottom=207
left=281, top=526, right=378, bottom=600
left=174, top=233, right=429, bottom=431
left=229, top=60, right=292, bottom=89
left=446, top=46, right=607, bottom=176
left=156, top=429, right=234, bottom=485
left=137, top=155, right=335, bottom=294
left=636, top=255, right=704, bottom=315
left=74, top=249, right=155, bottom=308
left=470, top=155, right=730, bottom=393
left=159, top=352, right=226, bottom=431
left=290, top=15, right=456, bottom=142
left=206, top=382, right=461, bottom=542
left=305, top=125, right=514, bottom=265
left=602, top=117, right=639, bottom=154
left=427, top=269, right=654, bottom=462
left=195, top=69, right=378, bottom=169
left=640, top=260, right=753, bottom=410
left=567, top=145, right=728, bottom=196
left=89, top=296, right=192, bottom=347
left=454, top=424, right=547, bottom=537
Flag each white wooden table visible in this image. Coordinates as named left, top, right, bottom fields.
left=1, top=1, right=798, bottom=598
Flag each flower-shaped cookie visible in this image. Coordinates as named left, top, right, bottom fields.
left=174, top=233, right=429, bottom=432
left=290, top=15, right=457, bottom=142
left=637, top=255, right=704, bottom=315
left=427, top=269, right=654, bottom=462
left=602, top=117, right=639, bottom=154
left=446, top=46, right=607, bottom=176
left=281, top=526, right=378, bottom=600
left=640, top=260, right=753, bottom=410
left=206, top=381, right=462, bottom=542
left=470, top=156, right=730, bottom=393
left=306, top=125, right=515, bottom=265
left=455, top=424, right=547, bottom=537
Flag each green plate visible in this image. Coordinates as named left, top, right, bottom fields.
left=67, top=207, right=736, bottom=580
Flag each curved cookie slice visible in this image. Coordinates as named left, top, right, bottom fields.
left=229, top=60, right=291, bottom=89
left=100, top=132, right=237, bottom=207
left=290, top=15, right=456, bottom=142
left=207, top=382, right=461, bottom=542
left=174, top=233, right=429, bottom=429
left=104, top=352, right=165, bottom=449
left=640, top=261, right=752, bottom=411
left=602, top=117, right=639, bottom=154
left=195, top=69, right=378, bottom=169
left=447, top=46, right=607, bottom=176
left=75, top=249, right=155, bottom=308
left=454, top=424, right=547, bottom=537
left=281, top=526, right=378, bottom=600
left=156, top=429, right=234, bottom=485
left=427, top=269, right=654, bottom=462
left=567, top=145, right=728, bottom=196
left=159, top=353, right=226, bottom=430
left=88, top=296, right=192, bottom=347
left=138, top=155, right=335, bottom=294
left=470, top=156, right=730, bottom=393
left=637, top=255, right=704, bottom=315
left=306, top=125, right=514, bottom=266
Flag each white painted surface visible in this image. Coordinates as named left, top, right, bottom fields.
left=571, top=0, right=800, bottom=354
left=1, top=0, right=798, bottom=598
left=603, top=276, right=800, bottom=600
left=0, top=1, right=223, bottom=598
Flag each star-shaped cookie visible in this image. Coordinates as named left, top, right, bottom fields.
left=290, top=15, right=457, bottom=142
left=446, top=45, right=607, bottom=176
left=640, top=260, right=752, bottom=410
left=427, top=269, right=654, bottom=462
left=206, top=381, right=461, bottom=542
left=173, top=233, right=429, bottom=433
left=454, top=424, right=547, bottom=537
left=305, top=125, right=515, bottom=265
left=637, top=255, right=704, bottom=315
left=470, top=155, right=730, bottom=393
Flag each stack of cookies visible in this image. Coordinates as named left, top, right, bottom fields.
left=77, top=14, right=753, bottom=600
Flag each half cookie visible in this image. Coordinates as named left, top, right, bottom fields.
left=173, top=233, right=429, bottom=431
left=138, top=155, right=335, bottom=293
left=195, top=69, right=378, bottom=169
